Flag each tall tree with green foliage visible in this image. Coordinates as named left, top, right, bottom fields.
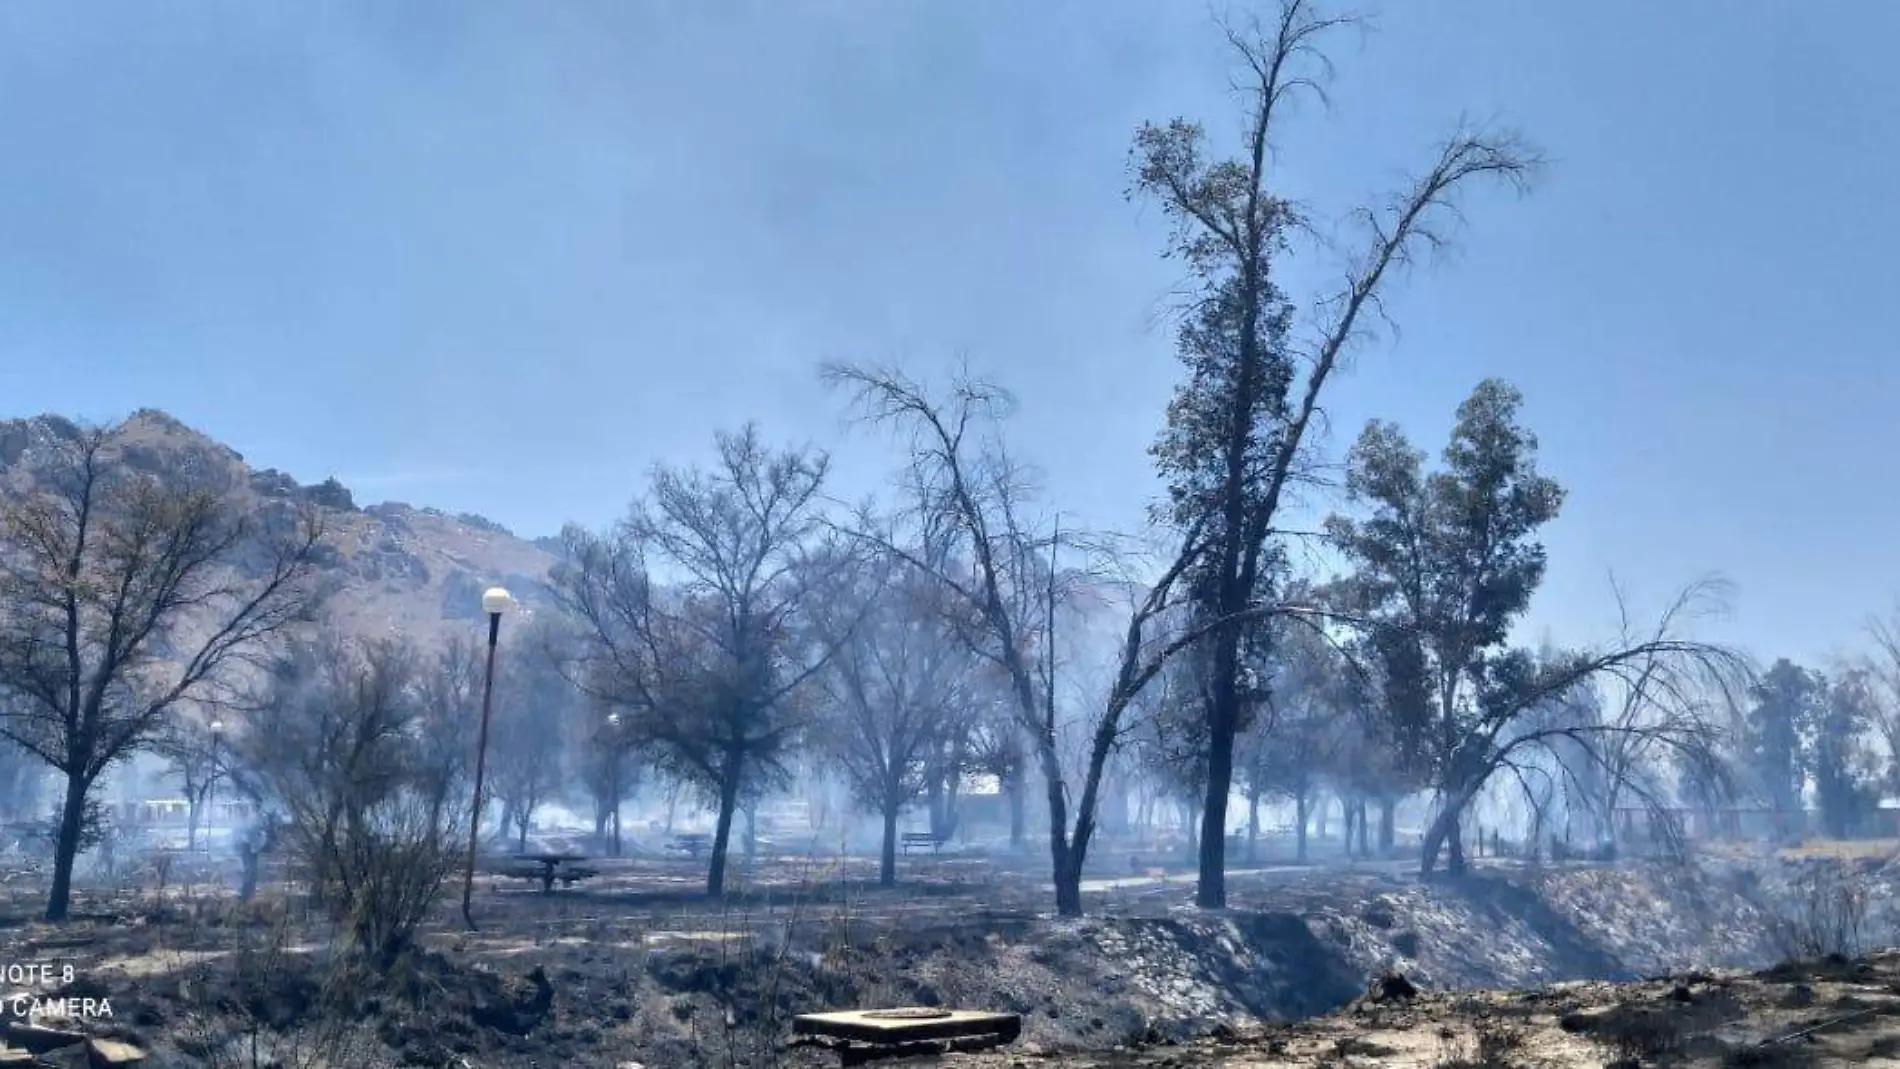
left=1247, top=615, right=1349, bottom=862
left=1129, top=0, right=1537, bottom=907
left=1814, top=668, right=1880, bottom=838
left=1329, top=382, right=1743, bottom=874
left=1328, top=381, right=1561, bottom=873
left=1744, top=658, right=1823, bottom=822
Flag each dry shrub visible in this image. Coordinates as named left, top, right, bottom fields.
left=242, top=634, right=469, bottom=967
left=1767, top=865, right=1869, bottom=962
left=174, top=901, right=383, bottom=1069
left=1433, top=1018, right=1525, bottom=1068
left=1595, top=1010, right=1687, bottom=1067
left=321, top=791, right=462, bottom=967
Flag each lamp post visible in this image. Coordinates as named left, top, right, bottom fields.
left=204, top=719, right=223, bottom=853
left=606, top=712, right=623, bottom=858
left=461, top=586, right=513, bottom=932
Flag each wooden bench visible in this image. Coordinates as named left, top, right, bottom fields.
left=900, top=832, right=949, bottom=855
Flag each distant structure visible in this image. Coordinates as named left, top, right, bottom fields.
left=112, top=798, right=256, bottom=827
left=1611, top=803, right=1900, bottom=845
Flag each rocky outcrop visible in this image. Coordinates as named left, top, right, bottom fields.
left=0, top=408, right=560, bottom=644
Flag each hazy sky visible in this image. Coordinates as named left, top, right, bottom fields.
left=2, top=1, right=1896, bottom=667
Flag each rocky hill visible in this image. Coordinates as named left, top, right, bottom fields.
left=0, top=408, right=562, bottom=647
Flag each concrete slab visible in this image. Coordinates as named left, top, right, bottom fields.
left=791, top=1007, right=1022, bottom=1047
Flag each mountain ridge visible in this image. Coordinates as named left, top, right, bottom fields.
left=0, top=407, right=563, bottom=647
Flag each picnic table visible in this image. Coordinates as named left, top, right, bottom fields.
left=505, top=852, right=597, bottom=894
left=666, top=833, right=710, bottom=859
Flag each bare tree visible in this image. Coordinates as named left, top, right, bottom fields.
left=812, top=546, right=974, bottom=886
left=1555, top=582, right=1735, bottom=855
left=0, top=421, right=324, bottom=920
left=488, top=624, right=571, bottom=851
left=1439, top=593, right=1742, bottom=874
left=1860, top=606, right=1900, bottom=796
left=1129, top=654, right=1211, bottom=861
left=921, top=708, right=979, bottom=842
left=1131, top=0, right=1538, bottom=907
left=554, top=425, right=845, bottom=896
left=595, top=710, right=642, bottom=855
left=826, top=365, right=1253, bottom=915
left=414, top=636, right=482, bottom=797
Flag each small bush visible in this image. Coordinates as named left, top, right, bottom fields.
left=1767, top=865, right=1868, bottom=962
left=1434, top=1019, right=1524, bottom=1068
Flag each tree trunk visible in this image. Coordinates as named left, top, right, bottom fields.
left=1050, top=848, right=1080, bottom=917
left=1601, top=782, right=1623, bottom=857
left=46, top=770, right=90, bottom=922
left=705, top=765, right=743, bottom=897
left=495, top=799, right=514, bottom=844
left=1195, top=683, right=1238, bottom=908
left=1420, top=791, right=1474, bottom=877
left=1314, top=791, right=1330, bottom=841
left=927, top=775, right=947, bottom=839
left=1026, top=723, right=1079, bottom=917
left=1246, top=787, right=1260, bottom=864
left=516, top=819, right=528, bottom=852
left=592, top=805, right=609, bottom=840
left=743, top=803, right=758, bottom=860
left=1295, top=790, right=1309, bottom=864
left=611, top=805, right=621, bottom=858
left=1378, top=796, right=1396, bottom=856
left=879, top=805, right=899, bottom=888
left=239, top=846, right=261, bottom=901
left=1007, top=767, right=1026, bottom=849
left=237, top=821, right=272, bottom=902
left=1059, top=684, right=1164, bottom=922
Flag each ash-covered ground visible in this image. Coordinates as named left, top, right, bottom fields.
left=0, top=840, right=1891, bottom=1067
left=946, top=951, right=1900, bottom=1067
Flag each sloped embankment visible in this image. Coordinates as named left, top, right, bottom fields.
left=948, top=949, right=1900, bottom=1068
left=911, top=854, right=1871, bottom=1052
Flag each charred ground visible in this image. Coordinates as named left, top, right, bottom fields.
left=0, top=843, right=1881, bottom=1067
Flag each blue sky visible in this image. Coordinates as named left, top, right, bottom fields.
left=1, top=0, right=1895, bottom=668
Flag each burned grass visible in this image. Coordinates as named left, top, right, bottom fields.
left=0, top=846, right=1882, bottom=1066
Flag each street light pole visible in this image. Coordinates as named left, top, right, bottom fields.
left=205, top=719, right=223, bottom=853
left=462, top=586, right=513, bottom=932
left=606, top=712, right=623, bottom=858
